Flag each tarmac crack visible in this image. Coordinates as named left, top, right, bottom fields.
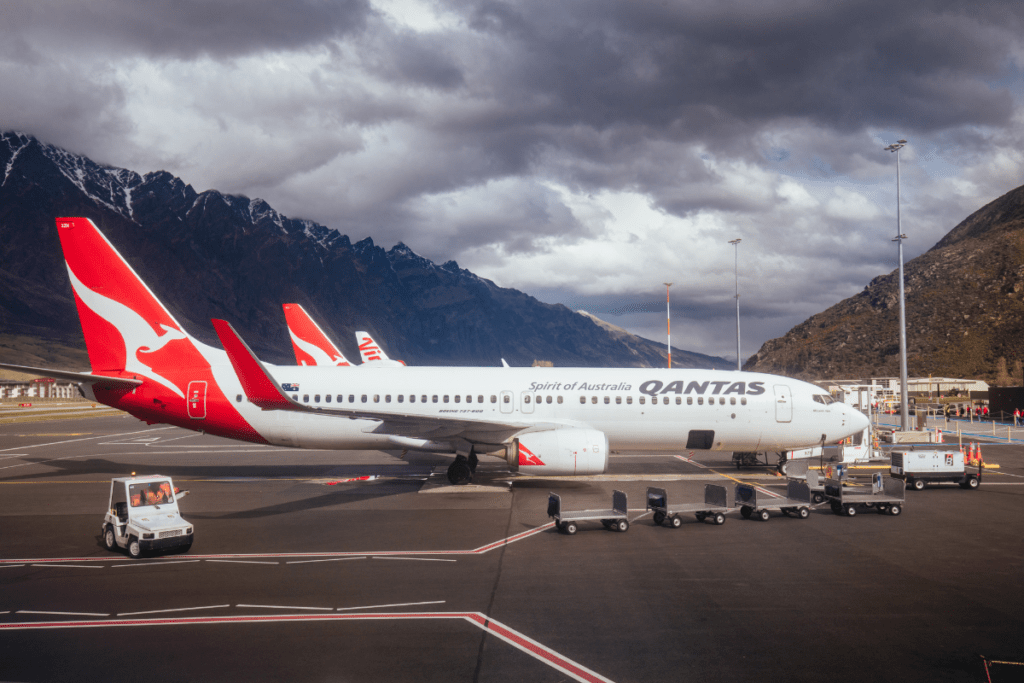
left=472, top=487, right=516, bottom=682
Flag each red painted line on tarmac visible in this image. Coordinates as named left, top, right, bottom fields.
left=0, top=611, right=613, bottom=682
left=0, top=523, right=557, bottom=565
left=674, top=454, right=708, bottom=469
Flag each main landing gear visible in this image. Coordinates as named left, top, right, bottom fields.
left=446, top=448, right=478, bottom=485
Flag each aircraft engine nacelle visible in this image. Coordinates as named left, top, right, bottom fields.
left=507, top=428, right=609, bottom=476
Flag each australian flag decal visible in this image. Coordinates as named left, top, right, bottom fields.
left=281, top=383, right=299, bottom=392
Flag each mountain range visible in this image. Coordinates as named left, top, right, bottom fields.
left=0, top=132, right=728, bottom=371
left=745, top=183, right=1024, bottom=383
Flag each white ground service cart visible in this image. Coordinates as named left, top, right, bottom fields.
left=734, top=481, right=812, bottom=521
left=645, top=485, right=730, bottom=527
left=548, top=490, right=629, bottom=535
left=102, top=475, right=193, bottom=558
left=890, top=447, right=982, bottom=490
left=824, top=473, right=904, bottom=517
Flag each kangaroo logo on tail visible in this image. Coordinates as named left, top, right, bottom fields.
left=66, top=268, right=188, bottom=399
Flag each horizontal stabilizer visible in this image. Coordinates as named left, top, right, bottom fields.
left=0, top=362, right=142, bottom=389
left=210, top=320, right=299, bottom=411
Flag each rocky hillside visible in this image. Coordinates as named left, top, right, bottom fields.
left=745, top=184, right=1024, bottom=382
left=0, top=132, right=728, bottom=370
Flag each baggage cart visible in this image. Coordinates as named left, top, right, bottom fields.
left=548, top=489, right=629, bottom=535
left=645, top=485, right=730, bottom=527
left=734, top=481, right=812, bottom=521
left=824, top=473, right=904, bottom=517
left=785, top=459, right=831, bottom=504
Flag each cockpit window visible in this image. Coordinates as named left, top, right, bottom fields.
left=813, top=394, right=836, bottom=405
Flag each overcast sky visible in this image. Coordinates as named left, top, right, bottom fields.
left=3, top=0, right=1023, bottom=361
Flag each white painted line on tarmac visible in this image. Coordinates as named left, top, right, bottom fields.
left=0, top=611, right=614, bottom=682
left=18, top=610, right=109, bottom=617
left=979, top=482, right=1024, bottom=485
left=0, top=426, right=173, bottom=454
left=119, top=605, right=231, bottom=617
left=237, top=604, right=334, bottom=611
left=286, top=557, right=367, bottom=565
left=29, top=564, right=103, bottom=569
left=371, top=556, right=457, bottom=562
left=206, top=559, right=279, bottom=565
left=336, top=600, right=446, bottom=612
left=0, top=564, right=25, bottom=569
left=110, top=560, right=201, bottom=568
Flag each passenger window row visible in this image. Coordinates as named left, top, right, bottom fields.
left=275, top=393, right=747, bottom=407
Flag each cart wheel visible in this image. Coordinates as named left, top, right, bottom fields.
left=615, top=519, right=629, bottom=532
left=128, top=536, right=142, bottom=558
left=564, top=521, right=578, bottom=535
left=844, top=505, right=857, bottom=517
left=695, top=512, right=706, bottom=522
left=777, top=461, right=788, bottom=476
left=889, top=504, right=902, bottom=516
left=966, top=475, right=979, bottom=490
left=653, top=511, right=666, bottom=526
left=797, top=507, right=809, bottom=519
left=812, top=492, right=825, bottom=504
left=740, top=506, right=752, bottom=519
left=103, top=526, right=117, bottom=551
left=912, top=479, right=925, bottom=491
left=670, top=515, right=682, bottom=528
left=713, top=513, right=725, bottom=525
left=758, top=509, right=770, bottom=522
left=876, top=504, right=888, bottom=514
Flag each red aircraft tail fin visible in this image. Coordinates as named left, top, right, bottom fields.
left=282, top=303, right=351, bottom=367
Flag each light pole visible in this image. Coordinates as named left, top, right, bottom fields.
left=885, top=139, right=909, bottom=431
left=664, top=282, right=672, bottom=368
left=728, top=239, right=741, bottom=370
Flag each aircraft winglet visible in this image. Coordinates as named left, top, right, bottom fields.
left=211, top=319, right=297, bottom=411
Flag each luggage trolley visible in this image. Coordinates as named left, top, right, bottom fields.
left=548, top=489, right=629, bottom=535
left=734, top=481, right=812, bottom=521
left=824, top=473, right=904, bottom=517
left=785, top=459, right=829, bottom=504
left=646, top=485, right=730, bottom=527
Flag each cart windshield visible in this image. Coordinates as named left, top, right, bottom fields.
left=129, top=481, right=174, bottom=507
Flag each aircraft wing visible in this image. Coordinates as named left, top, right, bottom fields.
left=211, top=320, right=573, bottom=445
left=0, top=362, right=143, bottom=390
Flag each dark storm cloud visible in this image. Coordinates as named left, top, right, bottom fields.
left=3, top=0, right=371, bottom=60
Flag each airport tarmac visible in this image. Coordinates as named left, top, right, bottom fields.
left=1, top=414, right=1023, bottom=682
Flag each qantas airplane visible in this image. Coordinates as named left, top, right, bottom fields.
left=0, top=217, right=869, bottom=485
left=281, top=302, right=405, bottom=368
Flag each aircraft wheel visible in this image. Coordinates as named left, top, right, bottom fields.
left=777, top=461, right=788, bottom=476
left=670, top=515, right=682, bottom=528
left=446, top=460, right=472, bottom=486
left=653, top=511, right=666, bottom=526
left=758, top=509, right=770, bottom=522
left=103, top=527, right=117, bottom=551
left=798, top=507, right=809, bottom=519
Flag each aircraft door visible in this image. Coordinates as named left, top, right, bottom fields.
left=774, top=384, right=792, bottom=423
left=521, top=392, right=535, bottom=414
left=187, top=381, right=207, bottom=419
left=500, top=390, right=513, bottom=414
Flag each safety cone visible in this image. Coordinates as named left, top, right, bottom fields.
left=968, top=443, right=977, bottom=465
left=976, top=443, right=984, bottom=465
